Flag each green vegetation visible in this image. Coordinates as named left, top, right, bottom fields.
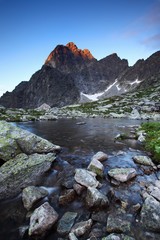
left=140, top=122, right=160, bottom=163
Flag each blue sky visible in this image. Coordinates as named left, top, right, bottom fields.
left=0, top=0, right=160, bottom=96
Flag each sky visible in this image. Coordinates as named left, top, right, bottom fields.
left=0, top=0, right=160, bottom=97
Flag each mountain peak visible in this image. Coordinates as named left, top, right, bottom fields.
left=66, top=42, right=78, bottom=51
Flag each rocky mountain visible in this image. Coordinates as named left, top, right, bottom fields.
left=0, top=42, right=159, bottom=108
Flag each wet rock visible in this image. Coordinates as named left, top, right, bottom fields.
left=71, top=219, right=93, bottom=237
left=106, top=209, right=132, bottom=234
left=0, top=152, right=56, bottom=200
left=133, top=155, right=154, bottom=167
left=92, top=151, right=108, bottom=162
left=57, top=212, right=77, bottom=235
left=74, top=168, right=99, bottom=188
left=68, top=232, right=78, bottom=240
left=138, top=133, right=145, bottom=142
left=28, top=202, right=58, bottom=237
left=87, top=158, right=104, bottom=177
left=22, top=186, right=48, bottom=211
left=140, top=195, right=160, bottom=231
left=147, top=184, right=160, bottom=201
left=73, top=183, right=85, bottom=195
left=102, top=233, right=135, bottom=240
left=108, top=168, right=137, bottom=183
left=86, top=187, right=109, bottom=208
left=91, top=211, right=107, bottom=223
left=89, top=222, right=106, bottom=238
left=59, top=189, right=76, bottom=205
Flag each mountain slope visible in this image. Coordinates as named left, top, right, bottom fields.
left=0, top=43, right=159, bottom=108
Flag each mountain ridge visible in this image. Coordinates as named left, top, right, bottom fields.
left=0, top=42, right=159, bottom=108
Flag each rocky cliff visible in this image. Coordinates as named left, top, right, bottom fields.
left=0, top=42, right=159, bottom=108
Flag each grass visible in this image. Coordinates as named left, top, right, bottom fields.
left=140, top=122, right=160, bottom=163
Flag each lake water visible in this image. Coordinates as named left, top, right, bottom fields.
left=0, top=118, right=153, bottom=240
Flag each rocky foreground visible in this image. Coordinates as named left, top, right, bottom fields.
left=0, top=121, right=160, bottom=239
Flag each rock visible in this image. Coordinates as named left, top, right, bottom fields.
left=39, top=114, right=58, bottom=121
left=73, top=183, right=85, bottom=195
left=71, top=219, right=93, bottom=237
left=89, top=222, right=106, bottom=238
left=91, top=211, right=107, bottom=223
left=68, top=232, right=78, bottom=240
left=22, top=186, right=48, bottom=211
left=86, top=187, right=109, bottom=208
left=0, top=121, right=61, bottom=161
left=106, top=209, right=132, bottom=233
left=138, top=133, right=146, bottom=142
left=16, top=129, right=61, bottom=154
left=87, top=158, right=104, bottom=177
left=140, top=195, right=160, bottom=231
left=76, top=121, right=86, bottom=125
left=92, top=151, right=108, bottom=162
left=108, top=168, right=137, bottom=183
left=36, top=103, right=51, bottom=111
left=59, top=189, right=76, bottom=205
left=149, top=187, right=160, bottom=201
left=57, top=212, right=77, bottom=235
left=133, top=155, right=154, bottom=167
left=129, top=109, right=141, bottom=120
left=102, top=233, right=135, bottom=240
left=74, top=168, right=99, bottom=188
left=0, top=152, right=56, bottom=200
left=28, top=202, right=58, bottom=237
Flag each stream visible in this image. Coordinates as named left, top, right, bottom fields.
left=0, top=118, right=157, bottom=240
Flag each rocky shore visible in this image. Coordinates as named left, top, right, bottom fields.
left=0, top=121, right=160, bottom=239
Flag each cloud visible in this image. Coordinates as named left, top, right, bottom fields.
left=141, top=33, right=160, bottom=48
left=122, top=2, right=160, bottom=50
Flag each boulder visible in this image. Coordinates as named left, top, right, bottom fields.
left=22, top=186, right=48, bottom=211
left=59, top=189, right=76, bottom=205
left=57, top=212, right=77, bottom=235
left=74, top=168, right=99, bottom=188
left=133, top=155, right=154, bottom=167
left=102, top=233, right=135, bottom=240
left=86, top=187, right=109, bottom=208
left=0, top=121, right=61, bottom=161
left=106, top=209, right=132, bottom=233
left=108, top=168, right=137, bottom=183
left=71, top=219, right=93, bottom=237
left=28, top=202, right=58, bottom=237
left=92, top=151, right=108, bottom=162
left=87, top=158, right=104, bottom=177
left=69, top=232, right=78, bottom=240
left=39, top=114, right=58, bottom=121
left=129, top=109, right=141, bottom=120
left=0, top=152, right=56, bottom=200
left=140, top=195, right=160, bottom=231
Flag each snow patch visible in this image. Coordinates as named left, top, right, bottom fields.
left=81, top=79, right=118, bottom=101
left=129, top=79, right=141, bottom=86
left=116, top=84, right=121, bottom=91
